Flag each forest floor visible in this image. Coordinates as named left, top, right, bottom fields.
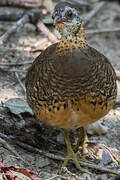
left=0, top=0, right=120, bottom=180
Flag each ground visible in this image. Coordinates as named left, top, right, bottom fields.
left=0, top=1, right=120, bottom=180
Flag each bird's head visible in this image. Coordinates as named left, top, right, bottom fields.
left=52, top=2, right=82, bottom=37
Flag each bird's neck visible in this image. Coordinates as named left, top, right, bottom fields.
left=57, top=23, right=88, bottom=53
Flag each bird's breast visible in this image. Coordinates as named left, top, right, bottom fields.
left=34, top=95, right=115, bottom=129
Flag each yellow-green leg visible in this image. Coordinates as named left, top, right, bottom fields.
left=81, top=127, right=88, bottom=154
left=60, top=129, right=90, bottom=174
left=75, top=127, right=88, bottom=154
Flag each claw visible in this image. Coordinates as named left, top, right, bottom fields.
left=60, top=129, right=92, bottom=174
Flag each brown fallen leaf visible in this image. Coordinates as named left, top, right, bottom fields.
left=0, top=162, right=36, bottom=180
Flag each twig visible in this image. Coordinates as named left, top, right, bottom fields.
left=15, top=72, right=26, bottom=94
left=0, top=0, right=42, bottom=8
left=0, top=46, right=30, bottom=52
left=13, top=140, right=120, bottom=176
left=30, top=48, right=44, bottom=53
left=0, top=60, right=33, bottom=66
left=0, top=7, right=57, bottom=45
left=42, top=0, right=54, bottom=13
left=0, top=136, right=25, bottom=164
left=0, top=8, right=45, bottom=45
left=6, top=0, right=54, bottom=12
left=2, top=69, right=27, bottom=72
left=84, top=2, right=105, bottom=26
left=0, top=13, right=24, bottom=21
left=79, top=162, right=120, bottom=176
left=86, top=27, right=120, bottom=35
left=63, top=167, right=86, bottom=180
left=30, top=38, right=50, bottom=52
left=0, top=14, right=29, bottom=45
left=0, top=137, right=17, bottom=157
left=1, top=132, right=120, bottom=175
left=37, top=20, right=58, bottom=43
left=0, top=0, right=54, bottom=12
left=46, top=175, right=68, bottom=180
left=15, top=141, right=63, bottom=161
left=66, top=0, right=90, bottom=8
left=11, top=77, right=25, bottom=87
left=0, top=133, right=29, bottom=166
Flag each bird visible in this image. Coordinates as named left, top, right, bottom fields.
left=25, top=2, right=117, bottom=173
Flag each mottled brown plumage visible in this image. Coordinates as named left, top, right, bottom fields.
left=25, top=2, right=117, bottom=173
left=26, top=35, right=116, bottom=129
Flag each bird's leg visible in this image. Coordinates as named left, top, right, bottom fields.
left=74, top=127, right=95, bottom=165
left=60, top=129, right=90, bottom=174
left=75, top=127, right=88, bottom=154
left=81, top=127, right=88, bottom=154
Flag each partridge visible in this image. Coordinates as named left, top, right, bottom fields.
left=26, top=2, right=117, bottom=173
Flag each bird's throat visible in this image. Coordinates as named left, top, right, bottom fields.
left=57, top=23, right=88, bottom=53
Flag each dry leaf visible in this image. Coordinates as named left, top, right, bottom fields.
left=0, top=162, right=36, bottom=180
left=3, top=98, right=33, bottom=116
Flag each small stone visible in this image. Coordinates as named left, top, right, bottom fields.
left=86, top=120, right=108, bottom=135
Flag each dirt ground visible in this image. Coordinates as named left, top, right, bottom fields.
left=0, top=1, right=120, bottom=180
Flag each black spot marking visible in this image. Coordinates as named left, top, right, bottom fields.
left=71, top=100, right=74, bottom=105
left=66, top=49, right=69, bottom=51
left=48, top=108, right=51, bottom=111
left=38, top=102, right=42, bottom=106
left=99, top=101, right=103, bottom=105
left=90, top=101, right=96, bottom=106
left=57, top=106, right=60, bottom=111
left=54, top=99, right=58, bottom=103
left=64, top=103, right=67, bottom=109
left=104, top=102, right=108, bottom=108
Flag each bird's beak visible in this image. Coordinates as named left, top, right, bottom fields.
left=54, top=17, right=67, bottom=23
left=56, top=18, right=67, bottom=23
left=52, top=13, right=67, bottom=24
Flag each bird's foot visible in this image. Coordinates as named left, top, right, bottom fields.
left=74, top=127, right=88, bottom=154
left=78, top=155, right=95, bottom=165
left=61, top=148, right=91, bottom=174
left=60, top=129, right=91, bottom=174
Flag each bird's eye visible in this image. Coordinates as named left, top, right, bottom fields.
left=60, top=8, right=64, bottom=12
left=52, top=10, right=58, bottom=19
left=66, top=10, right=73, bottom=18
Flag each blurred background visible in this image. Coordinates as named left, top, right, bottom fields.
left=0, top=0, right=120, bottom=179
